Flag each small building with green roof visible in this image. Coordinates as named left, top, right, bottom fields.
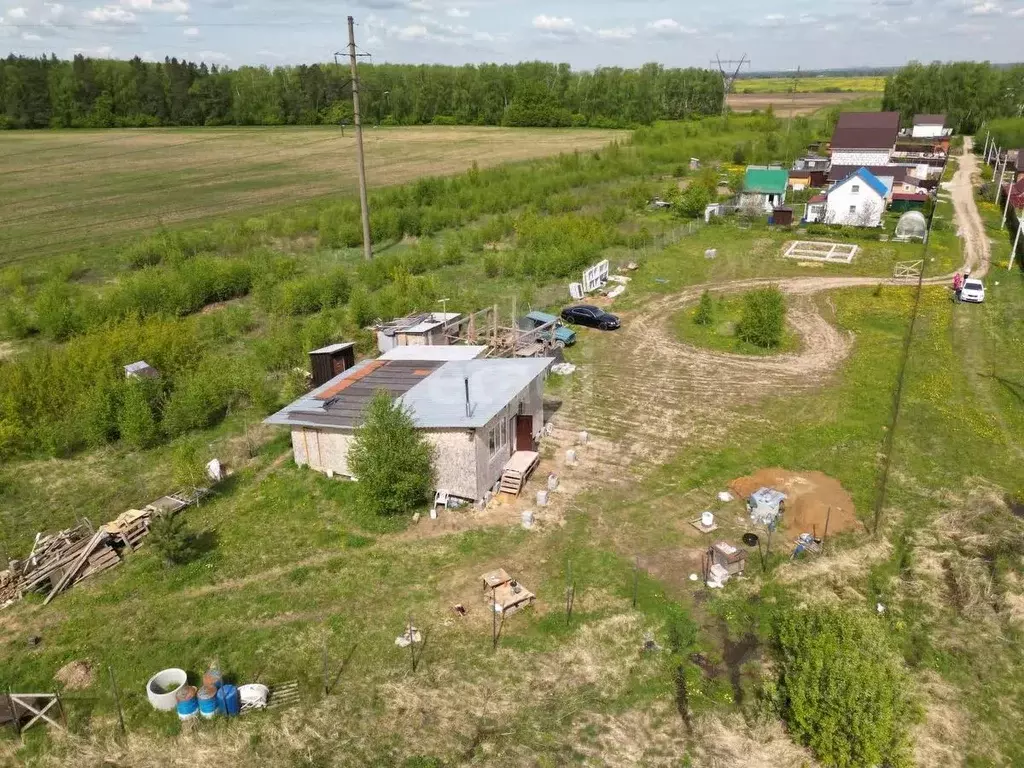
left=740, top=166, right=789, bottom=213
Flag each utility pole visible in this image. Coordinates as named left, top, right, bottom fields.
left=347, top=16, right=373, bottom=260
left=994, top=151, right=1006, bottom=203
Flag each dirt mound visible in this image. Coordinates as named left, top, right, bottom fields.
left=55, top=660, right=94, bottom=690
left=729, top=468, right=861, bottom=536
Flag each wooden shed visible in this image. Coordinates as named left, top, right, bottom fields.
left=771, top=207, right=794, bottom=226
left=309, top=343, right=356, bottom=388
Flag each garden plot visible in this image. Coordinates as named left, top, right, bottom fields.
left=783, top=241, right=859, bottom=264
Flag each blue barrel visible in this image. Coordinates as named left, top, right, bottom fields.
left=197, top=685, right=220, bottom=718
left=203, top=666, right=223, bottom=690
left=217, top=684, right=241, bottom=717
left=176, top=685, right=199, bottom=720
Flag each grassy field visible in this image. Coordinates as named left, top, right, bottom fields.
left=1, top=118, right=1022, bottom=767
left=0, top=126, right=623, bottom=268
left=671, top=291, right=801, bottom=356
left=735, top=75, right=887, bottom=93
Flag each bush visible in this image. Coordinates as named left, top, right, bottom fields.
left=694, top=290, right=715, bottom=326
left=118, top=379, right=160, bottom=449
left=348, top=391, right=435, bottom=517
left=148, top=513, right=200, bottom=566
left=736, top=287, right=785, bottom=348
left=773, top=605, right=916, bottom=767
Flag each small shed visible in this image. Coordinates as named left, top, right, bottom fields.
left=771, top=207, right=794, bottom=226
left=124, top=361, right=159, bottom=380
left=309, top=343, right=356, bottom=388
left=375, top=312, right=463, bottom=353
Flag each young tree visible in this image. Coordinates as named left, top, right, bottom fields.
left=348, top=391, right=435, bottom=517
left=173, top=439, right=208, bottom=492
left=118, top=380, right=159, bottom=449
left=148, top=513, right=198, bottom=566
left=694, top=290, right=715, bottom=326
left=736, top=287, right=786, bottom=348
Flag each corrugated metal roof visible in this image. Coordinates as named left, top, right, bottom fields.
left=380, top=345, right=487, bottom=361
left=913, top=114, right=946, bottom=126
left=309, top=342, right=356, bottom=355
left=265, top=357, right=553, bottom=431
left=401, top=358, right=554, bottom=429
left=743, top=167, right=789, bottom=194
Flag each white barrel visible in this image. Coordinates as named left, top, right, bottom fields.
left=566, top=449, right=577, bottom=464
left=536, top=490, right=549, bottom=506
left=521, top=510, right=535, bottom=529
left=701, top=511, right=714, bottom=528
left=577, top=431, right=590, bottom=445
left=547, top=473, right=559, bottom=491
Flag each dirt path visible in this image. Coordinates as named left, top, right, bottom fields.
left=950, top=137, right=991, bottom=278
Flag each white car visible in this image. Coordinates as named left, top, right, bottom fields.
left=961, top=279, right=986, bottom=303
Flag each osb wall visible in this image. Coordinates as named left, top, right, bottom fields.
left=291, top=428, right=355, bottom=477
left=423, top=429, right=477, bottom=499
left=474, top=375, right=546, bottom=498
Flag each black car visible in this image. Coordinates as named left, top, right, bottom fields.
left=560, top=304, right=621, bottom=331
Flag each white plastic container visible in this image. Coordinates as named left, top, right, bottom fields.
left=566, top=449, right=577, bottom=464
left=521, top=510, right=535, bottom=529
left=701, top=511, right=714, bottom=528
left=536, top=490, right=549, bottom=506
left=147, top=668, right=188, bottom=712
left=547, top=473, right=559, bottom=491
left=577, top=431, right=590, bottom=445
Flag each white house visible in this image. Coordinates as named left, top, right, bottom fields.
left=829, top=112, right=900, bottom=167
left=911, top=114, right=949, bottom=140
left=265, top=348, right=553, bottom=502
left=740, top=166, right=789, bottom=214
left=819, top=168, right=888, bottom=227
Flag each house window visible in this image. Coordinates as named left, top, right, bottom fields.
left=851, top=184, right=860, bottom=194
left=487, top=418, right=508, bottom=458
left=849, top=205, right=857, bottom=214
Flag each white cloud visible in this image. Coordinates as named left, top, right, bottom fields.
left=592, top=26, right=635, bottom=40
left=85, top=5, right=137, bottom=24
left=646, top=18, right=695, bottom=36
left=175, top=12, right=188, bottom=20
left=183, top=25, right=198, bottom=36
left=393, top=23, right=428, bottom=40
left=22, top=31, right=41, bottom=39
left=407, top=0, right=431, bottom=9
left=257, top=49, right=285, bottom=58
left=8, top=7, right=28, bottom=19
left=968, top=1, right=999, bottom=13
left=446, top=6, right=468, bottom=17
left=123, top=0, right=190, bottom=12
left=73, top=44, right=114, bottom=56
left=532, top=14, right=574, bottom=31
left=1011, top=6, right=1024, bottom=14
left=198, top=49, right=230, bottom=62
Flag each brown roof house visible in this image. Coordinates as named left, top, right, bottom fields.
left=829, top=112, right=900, bottom=168
left=266, top=348, right=553, bottom=502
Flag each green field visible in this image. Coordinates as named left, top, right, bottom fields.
left=1, top=117, right=1023, bottom=767
left=0, top=126, right=623, bottom=268
left=735, top=75, right=887, bottom=93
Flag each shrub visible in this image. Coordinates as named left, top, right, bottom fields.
left=348, top=391, right=435, bottom=518
left=694, top=290, right=715, bottom=326
left=118, top=379, right=160, bottom=449
left=148, top=513, right=199, bottom=566
left=736, top=287, right=785, bottom=348
left=773, top=605, right=916, bottom=767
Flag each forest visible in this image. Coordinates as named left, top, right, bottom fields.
left=881, top=60, right=1024, bottom=133
left=0, top=54, right=724, bottom=130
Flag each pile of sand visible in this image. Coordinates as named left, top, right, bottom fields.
left=730, top=468, right=861, bottom=536
left=55, top=660, right=95, bottom=691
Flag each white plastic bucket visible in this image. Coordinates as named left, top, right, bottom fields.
left=536, top=490, right=549, bottom=506
left=147, top=668, right=188, bottom=712
left=701, top=511, right=714, bottom=528
left=521, top=510, right=535, bottom=529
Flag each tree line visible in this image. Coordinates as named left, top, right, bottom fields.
left=0, top=54, right=724, bottom=130
left=882, top=61, right=1024, bottom=134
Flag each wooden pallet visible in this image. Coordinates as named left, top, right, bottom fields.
left=266, top=680, right=299, bottom=710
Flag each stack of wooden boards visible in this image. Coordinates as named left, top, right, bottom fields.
left=0, top=488, right=210, bottom=609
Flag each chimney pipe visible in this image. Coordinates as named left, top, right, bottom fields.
left=464, top=376, right=471, bottom=417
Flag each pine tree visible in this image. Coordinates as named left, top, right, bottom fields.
left=694, top=290, right=715, bottom=326
left=349, top=391, right=435, bottom=518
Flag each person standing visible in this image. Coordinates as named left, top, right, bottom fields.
left=953, top=272, right=963, bottom=303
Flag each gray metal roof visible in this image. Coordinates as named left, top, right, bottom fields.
left=265, top=356, right=553, bottom=431
left=400, top=357, right=553, bottom=429
left=309, top=342, right=356, bottom=355
left=380, top=345, right=487, bottom=361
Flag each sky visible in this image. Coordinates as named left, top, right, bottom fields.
left=0, top=0, right=1022, bottom=70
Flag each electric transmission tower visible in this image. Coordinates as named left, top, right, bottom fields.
left=712, top=53, right=751, bottom=115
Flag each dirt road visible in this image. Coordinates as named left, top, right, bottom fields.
left=559, top=148, right=988, bottom=470
left=949, top=137, right=991, bottom=277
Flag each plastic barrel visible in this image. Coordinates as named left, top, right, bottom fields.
left=197, top=685, right=220, bottom=719
left=176, top=685, right=199, bottom=720
left=202, top=666, right=223, bottom=690
left=217, top=684, right=241, bottom=717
